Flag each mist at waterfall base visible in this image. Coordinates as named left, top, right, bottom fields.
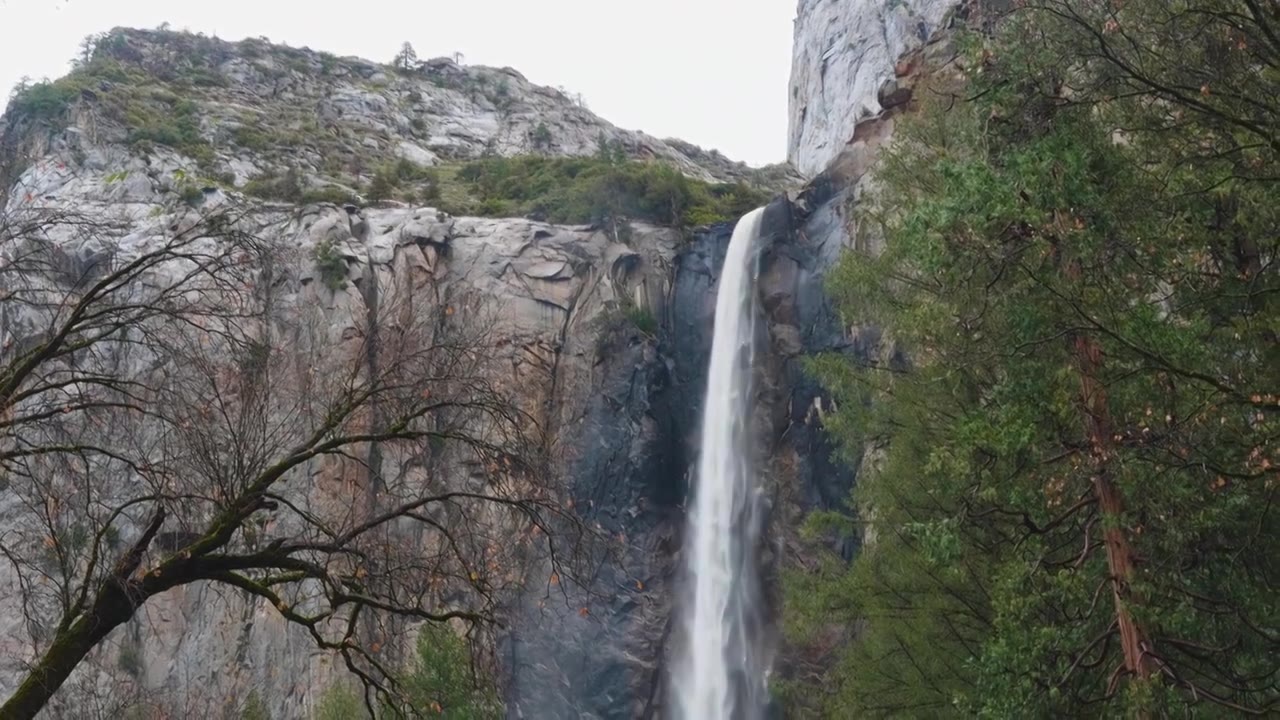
left=672, top=208, right=769, bottom=720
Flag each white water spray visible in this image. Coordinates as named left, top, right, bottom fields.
left=673, top=208, right=768, bottom=720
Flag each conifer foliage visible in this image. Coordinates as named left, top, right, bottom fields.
left=791, top=1, right=1279, bottom=716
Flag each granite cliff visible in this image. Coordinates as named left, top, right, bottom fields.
left=0, top=2, right=963, bottom=716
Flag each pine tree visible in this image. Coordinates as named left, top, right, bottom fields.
left=530, top=121, right=553, bottom=151
left=790, top=1, right=1279, bottom=716
left=393, top=41, right=418, bottom=73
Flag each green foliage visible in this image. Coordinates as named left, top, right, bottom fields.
left=117, top=643, right=142, bottom=678
left=789, top=2, right=1280, bottom=717
left=451, top=155, right=766, bottom=226
left=65, top=524, right=92, bottom=555
left=366, top=158, right=438, bottom=204
left=243, top=167, right=303, bottom=203
left=367, top=168, right=397, bottom=203
left=594, top=132, right=626, bottom=165
left=231, top=124, right=271, bottom=151
left=166, top=165, right=211, bottom=204
left=594, top=301, right=660, bottom=358
left=285, top=56, right=312, bottom=75
left=625, top=306, right=657, bottom=335
left=6, top=81, right=79, bottom=122
left=490, top=78, right=513, bottom=114
left=530, top=121, right=553, bottom=151
left=389, top=158, right=426, bottom=182
left=5, top=33, right=216, bottom=162
left=314, top=685, right=365, bottom=720
left=177, top=184, right=205, bottom=206
left=124, top=94, right=210, bottom=160
left=312, top=626, right=500, bottom=719
left=236, top=339, right=273, bottom=380
left=37, top=523, right=91, bottom=571
left=415, top=181, right=442, bottom=205
left=300, top=186, right=359, bottom=206
left=186, top=68, right=230, bottom=88
left=318, top=52, right=338, bottom=76
left=313, top=238, right=347, bottom=291
left=393, top=42, right=419, bottom=73
left=395, top=624, right=500, bottom=719
left=240, top=690, right=270, bottom=720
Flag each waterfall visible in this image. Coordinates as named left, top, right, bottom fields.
left=673, top=207, right=768, bottom=720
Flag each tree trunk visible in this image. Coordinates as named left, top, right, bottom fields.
left=1, top=510, right=164, bottom=719
left=1052, top=219, right=1156, bottom=689
left=1073, top=332, right=1155, bottom=682
left=0, top=581, right=137, bottom=720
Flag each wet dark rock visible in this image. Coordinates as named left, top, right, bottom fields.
left=499, top=193, right=865, bottom=717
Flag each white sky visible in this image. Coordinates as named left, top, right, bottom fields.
left=0, top=0, right=796, bottom=166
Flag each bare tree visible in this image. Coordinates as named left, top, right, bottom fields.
left=0, top=199, right=572, bottom=719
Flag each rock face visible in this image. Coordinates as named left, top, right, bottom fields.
left=0, top=109, right=692, bottom=716
left=0, top=142, right=849, bottom=720
left=788, top=0, right=958, bottom=176
left=0, top=5, right=962, bottom=715
left=0, top=28, right=797, bottom=211
left=0, top=28, right=788, bottom=719
left=501, top=199, right=868, bottom=718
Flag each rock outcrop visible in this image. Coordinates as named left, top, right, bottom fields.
left=1, top=28, right=796, bottom=206
left=788, top=0, right=958, bottom=177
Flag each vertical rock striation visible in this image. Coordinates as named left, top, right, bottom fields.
left=788, top=0, right=958, bottom=177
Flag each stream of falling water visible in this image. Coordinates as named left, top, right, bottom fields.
left=672, top=208, right=768, bottom=720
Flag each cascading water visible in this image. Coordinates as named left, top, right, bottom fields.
left=673, top=208, right=768, bottom=720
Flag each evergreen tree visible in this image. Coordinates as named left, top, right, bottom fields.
left=393, top=41, right=418, bottom=73
left=397, top=625, right=500, bottom=719
left=791, top=1, right=1279, bottom=716
left=530, top=121, right=553, bottom=151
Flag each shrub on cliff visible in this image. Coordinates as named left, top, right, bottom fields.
left=314, top=685, right=364, bottom=720
left=396, top=624, right=500, bottom=719
left=299, top=186, right=360, bottom=206
left=314, top=624, right=500, bottom=719
left=454, top=155, right=766, bottom=227
left=240, top=691, right=270, bottom=720
left=126, top=97, right=204, bottom=155
left=5, top=41, right=215, bottom=166
left=243, top=167, right=304, bottom=202
left=6, top=80, right=79, bottom=122
left=312, top=237, right=347, bottom=291
left=365, top=158, right=437, bottom=203
left=530, top=121, right=553, bottom=151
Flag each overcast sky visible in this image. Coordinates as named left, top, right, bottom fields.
left=0, top=0, right=796, bottom=166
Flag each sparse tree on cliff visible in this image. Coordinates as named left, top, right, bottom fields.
left=530, top=121, right=553, bottom=152
left=73, top=34, right=99, bottom=69
left=393, top=42, right=419, bottom=74
left=0, top=200, right=575, bottom=719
